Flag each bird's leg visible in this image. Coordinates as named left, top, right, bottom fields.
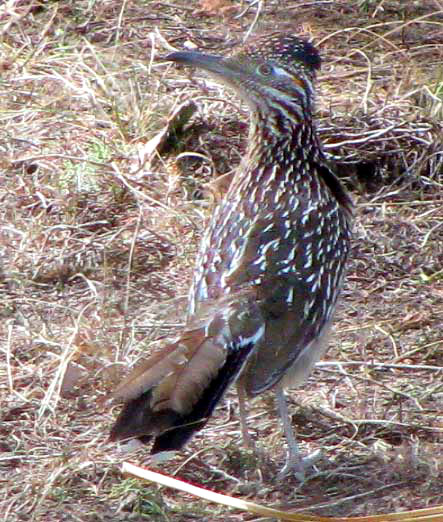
left=236, top=382, right=255, bottom=449
left=276, top=385, right=304, bottom=479
left=236, top=382, right=267, bottom=482
left=276, top=385, right=322, bottom=480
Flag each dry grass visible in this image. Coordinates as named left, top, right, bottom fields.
left=1, top=1, right=443, bottom=521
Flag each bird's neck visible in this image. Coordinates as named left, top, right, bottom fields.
left=255, top=101, right=319, bottom=153
left=241, top=108, right=320, bottom=183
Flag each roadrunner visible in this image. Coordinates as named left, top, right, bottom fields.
left=110, top=33, right=353, bottom=476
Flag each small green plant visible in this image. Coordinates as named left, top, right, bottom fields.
left=61, top=139, right=111, bottom=192
left=110, top=478, right=168, bottom=520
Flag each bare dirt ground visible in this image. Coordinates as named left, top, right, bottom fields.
left=1, top=1, right=443, bottom=521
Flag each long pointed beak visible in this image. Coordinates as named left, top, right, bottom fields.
left=166, top=51, right=238, bottom=82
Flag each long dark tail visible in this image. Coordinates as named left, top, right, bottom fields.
left=109, top=295, right=264, bottom=452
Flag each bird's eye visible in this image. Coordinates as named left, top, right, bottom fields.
left=257, top=64, right=273, bottom=76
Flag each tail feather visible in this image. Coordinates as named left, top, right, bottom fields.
left=109, top=337, right=256, bottom=451
left=151, top=340, right=255, bottom=452
left=153, top=331, right=227, bottom=414
left=109, top=294, right=265, bottom=452
left=112, top=342, right=184, bottom=403
left=109, top=390, right=178, bottom=444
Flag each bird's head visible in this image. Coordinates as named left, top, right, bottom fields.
left=166, top=33, right=321, bottom=115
